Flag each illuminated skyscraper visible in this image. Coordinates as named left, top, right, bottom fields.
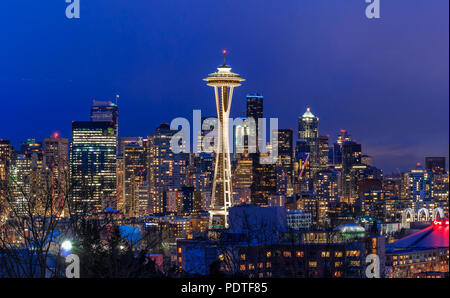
left=20, top=139, right=43, bottom=156
left=20, top=139, right=44, bottom=207
left=298, top=107, right=320, bottom=175
left=275, top=129, right=293, bottom=195
left=123, top=138, right=146, bottom=217
left=43, top=133, right=69, bottom=215
left=404, top=163, right=433, bottom=209
left=91, top=100, right=119, bottom=154
left=116, top=155, right=125, bottom=212
left=203, top=55, right=245, bottom=228
left=341, top=141, right=362, bottom=203
left=314, top=170, right=339, bottom=227
left=9, top=153, right=31, bottom=216
left=318, top=135, right=329, bottom=170
left=251, top=145, right=277, bottom=206
left=0, top=140, right=11, bottom=185
left=246, top=94, right=263, bottom=153
left=425, top=157, right=448, bottom=210
left=0, top=140, right=12, bottom=221
left=91, top=100, right=119, bottom=125
left=330, top=130, right=351, bottom=165
left=246, top=94, right=263, bottom=123
left=147, top=123, right=187, bottom=215
left=70, top=121, right=117, bottom=213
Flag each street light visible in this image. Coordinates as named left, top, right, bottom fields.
left=61, top=240, right=72, bottom=252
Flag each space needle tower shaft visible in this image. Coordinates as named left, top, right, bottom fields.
left=203, top=51, right=245, bottom=229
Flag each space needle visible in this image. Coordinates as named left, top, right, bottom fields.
left=204, top=50, right=245, bottom=229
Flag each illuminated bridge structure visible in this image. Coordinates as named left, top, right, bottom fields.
left=401, top=207, right=445, bottom=228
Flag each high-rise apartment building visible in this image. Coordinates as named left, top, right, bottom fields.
left=43, top=133, right=69, bottom=215
left=123, top=137, right=146, bottom=217
left=314, top=170, right=339, bottom=227
left=147, top=123, right=187, bottom=215
left=404, top=164, right=433, bottom=209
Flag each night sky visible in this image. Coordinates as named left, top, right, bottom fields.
left=1, top=0, right=448, bottom=173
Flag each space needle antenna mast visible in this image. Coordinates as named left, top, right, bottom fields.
left=204, top=50, right=245, bottom=229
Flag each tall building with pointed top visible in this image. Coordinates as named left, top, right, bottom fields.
left=204, top=58, right=245, bottom=228
left=298, top=107, right=320, bottom=175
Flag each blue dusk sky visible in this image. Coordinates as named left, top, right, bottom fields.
left=0, top=0, right=448, bottom=173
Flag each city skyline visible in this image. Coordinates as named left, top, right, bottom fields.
left=1, top=1, right=448, bottom=173
left=0, top=1, right=448, bottom=281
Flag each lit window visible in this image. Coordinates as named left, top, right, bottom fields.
left=240, top=254, right=246, bottom=260
left=346, top=250, right=360, bottom=257
left=321, top=251, right=330, bottom=258
left=296, top=251, right=304, bottom=257
left=240, top=265, right=246, bottom=271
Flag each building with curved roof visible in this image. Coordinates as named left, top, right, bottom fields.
left=386, top=219, right=449, bottom=278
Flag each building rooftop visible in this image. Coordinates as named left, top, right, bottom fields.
left=387, top=219, right=449, bottom=252
left=302, top=107, right=315, bottom=119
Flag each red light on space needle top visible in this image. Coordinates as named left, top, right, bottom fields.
left=222, top=49, right=227, bottom=64
left=417, top=162, right=421, bottom=167
left=53, top=132, right=59, bottom=138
